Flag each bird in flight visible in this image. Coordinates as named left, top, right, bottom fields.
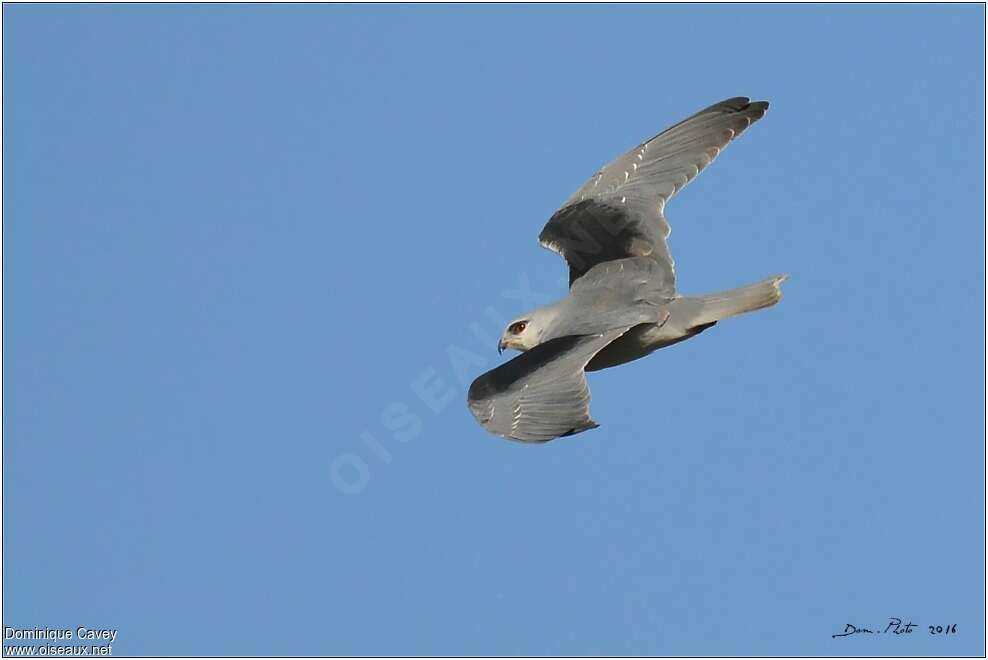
left=467, top=97, right=787, bottom=443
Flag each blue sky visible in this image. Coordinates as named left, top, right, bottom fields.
left=3, top=4, right=984, bottom=656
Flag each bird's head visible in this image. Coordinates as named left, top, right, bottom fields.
left=497, top=306, right=557, bottom=354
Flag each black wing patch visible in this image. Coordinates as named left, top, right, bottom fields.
left=538, top=199, right=663, bottom=286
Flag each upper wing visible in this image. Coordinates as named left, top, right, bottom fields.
left=467, top=329, right=628, bottom=443
left=539, top=97, right=769, bottom=288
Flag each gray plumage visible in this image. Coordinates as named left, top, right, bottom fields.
left=467, top=97, right=787, bottom=443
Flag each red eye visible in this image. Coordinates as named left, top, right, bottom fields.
left=510, top=322, right=527, bottom=334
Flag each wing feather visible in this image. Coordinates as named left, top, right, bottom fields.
left=467, top=329, right=628, bottom=443
left=540, top=97, right=769, bottom=288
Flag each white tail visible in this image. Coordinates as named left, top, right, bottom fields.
left=691, top=274, right=787, bottom=326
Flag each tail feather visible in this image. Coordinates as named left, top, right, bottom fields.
left=690, top=274, right=787, bottom=327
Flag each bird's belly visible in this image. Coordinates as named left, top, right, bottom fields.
left=584, top=323, right=661, bottom=372
left=584, top=316, right=712, bottom=372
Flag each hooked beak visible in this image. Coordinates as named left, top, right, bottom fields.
left=497, top=338, right=506, bottom=354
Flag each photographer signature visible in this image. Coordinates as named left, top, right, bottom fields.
left=833, top=618, right=957, bottom=638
